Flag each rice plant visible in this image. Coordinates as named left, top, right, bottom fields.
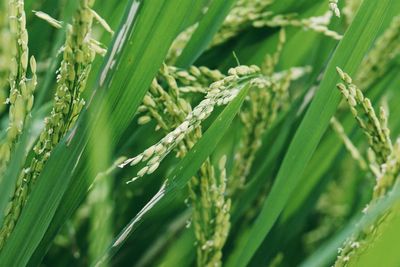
left=0, top=0, right=400, bottom=267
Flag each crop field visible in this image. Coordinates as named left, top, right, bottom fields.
left=0, top=0, right=400, bottom=266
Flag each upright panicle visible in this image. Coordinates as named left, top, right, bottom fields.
left=0, top=0, right=37, bottom=173
left=336, top=67, right=392, bottom=167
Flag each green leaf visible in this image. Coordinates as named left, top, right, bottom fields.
left=225, top=1, right=398, bottom=266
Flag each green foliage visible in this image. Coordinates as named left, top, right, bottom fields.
left=0, top=1, right=400, bottom=267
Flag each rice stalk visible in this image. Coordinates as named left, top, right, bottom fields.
left=0, top=1, right=399, bottom=266
left=0, top=0, right=108, bottom=249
